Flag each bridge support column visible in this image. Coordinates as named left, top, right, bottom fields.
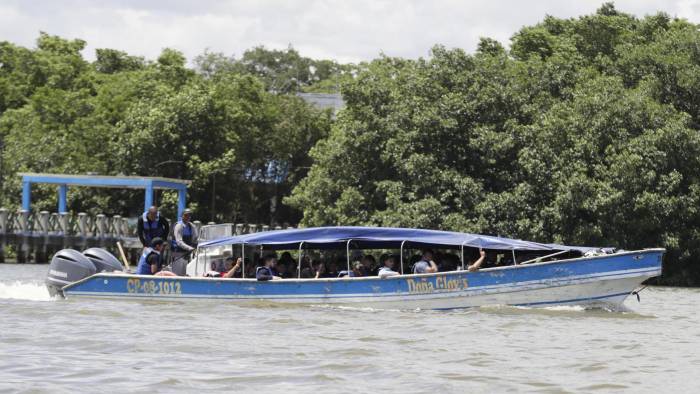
left=58, top=184, right=68, bottom=213
left=177, top=187, right=187, bottom=219
left=22, top=181, right=31, bottom=212
left=144, top=182, right=154, bottom=212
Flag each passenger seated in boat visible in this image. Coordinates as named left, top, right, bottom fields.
left=467, top=249, right=487, bottom=272
left=136, top=237, right=166, bottom=275
left=413, top=249, right=438, bottom=274
left=378, top=256, right=400, bottom=278
left=297, top=255, right=313, bottom=278
left=312, top=260, right=325, bottom=279
left=338, top=261, right=364, bottom=278
left=324, top=260, right=340, bottom=278
left=256, top=255, right=281, bottom=281
left=279, top=252, right=294, bottom=271
left=222, top=257, right=242, bottom=278
left=439, top=253, right=460, bottom=272
left=275, top=262, right=287, bottom=278
left=361, top=254, right=378, bottom=276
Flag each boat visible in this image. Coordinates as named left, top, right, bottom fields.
left=46, top=226, right=664, bottom=310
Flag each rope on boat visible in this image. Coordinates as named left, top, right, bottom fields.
left=631, top=285, right=648, bottom=302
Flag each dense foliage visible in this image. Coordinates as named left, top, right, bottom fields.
left=3, top=4, right=700, bottom=284
left=0, top=35, right=334, bottom=224
left=286, top=4, right=700, bottom=285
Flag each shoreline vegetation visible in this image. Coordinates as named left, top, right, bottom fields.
left=2, top=3, right=700, bottom=285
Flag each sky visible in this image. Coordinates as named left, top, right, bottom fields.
left=1, top=0, right=700, bottom=63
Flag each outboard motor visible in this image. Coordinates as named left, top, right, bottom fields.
left=46, top=249, right=96, bottom=298
left=83, top=248, right=123, bottom=273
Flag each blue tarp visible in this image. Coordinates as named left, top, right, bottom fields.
left=199, top=226, right=598, bottom=252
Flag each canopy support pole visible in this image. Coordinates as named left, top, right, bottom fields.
left=346, top=239, right=352, bottom=272
left=400, top=240, right=407, bottom=275
left=242, top=243, right=246, bottom=278
left=512, top=249, right=517, bottom=265
left=298, top=241, right=304, bottom=278
left=460, top=241, right=469, bottom=271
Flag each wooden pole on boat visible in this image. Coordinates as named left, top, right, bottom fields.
left=116, top=241, right=130, bottom=272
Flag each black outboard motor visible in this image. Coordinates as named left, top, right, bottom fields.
left=46, top=249, right=96, bottom=298
left=83, top=248, right=123, bottom=273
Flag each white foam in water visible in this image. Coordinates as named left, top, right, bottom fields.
left=0, top=281, right=53, bottom=301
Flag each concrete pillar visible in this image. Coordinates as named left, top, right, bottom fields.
left=77, top=213, right=88, bottom=237
left=113, top=215, right=122, bottom=237
left=122, top=217, right=131, bottom=236
left=58, top=213, right=69, bottom=234
left=18, top=210, right=29, bottom=233
left=38, top=211, right=49, bottom=234
left=96, top=214, right=106, bottom=238
left=0, top=208, right=7, bottom=233
left=50, top=213, right=58, bottom=233
left=192, top=220, right=202, bottom=235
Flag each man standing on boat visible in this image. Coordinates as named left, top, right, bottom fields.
left=170, top=208, right=198, bottom=275
left=137, top=206, right=170, bottom=248
left=413, top=249, right=438, bottom=274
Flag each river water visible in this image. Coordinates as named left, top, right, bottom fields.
left=1, top=264, right=698, bottom=393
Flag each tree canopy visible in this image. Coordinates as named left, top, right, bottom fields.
left=0, top=33, right=333, bottom=224
left=286, top=4, right=700, bottom=285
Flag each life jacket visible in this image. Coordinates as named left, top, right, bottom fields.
left=256, top=266, right=275, bottom=281
left=141, top=212, right=165, bottom=244
left=171, top=220, right=194, bottom=251
left=136, top=247, right=160, bottom=275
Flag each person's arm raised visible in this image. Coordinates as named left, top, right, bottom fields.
left=468, top=250, right=486, bottom=272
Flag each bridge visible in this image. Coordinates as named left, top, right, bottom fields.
left=0, top=208, right=294, bottom=264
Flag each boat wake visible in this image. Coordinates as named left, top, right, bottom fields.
left=0, top=281, right=54, bottom=302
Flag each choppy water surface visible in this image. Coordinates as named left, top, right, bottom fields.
left=1, top=264, right=699, bottom=393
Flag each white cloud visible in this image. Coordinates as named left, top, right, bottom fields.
left=1, top=0, right=699, bottom=63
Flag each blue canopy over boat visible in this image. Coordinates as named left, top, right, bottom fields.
left=199, top=226, right=598, bottom=252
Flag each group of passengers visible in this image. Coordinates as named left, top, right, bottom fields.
left=209, top=248, right=487, bottom=281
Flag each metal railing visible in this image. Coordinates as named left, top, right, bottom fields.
left=0, top=208, right=294, bottom=239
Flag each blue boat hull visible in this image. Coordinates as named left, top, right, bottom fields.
left=61, top=249, right=664, bottom=309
